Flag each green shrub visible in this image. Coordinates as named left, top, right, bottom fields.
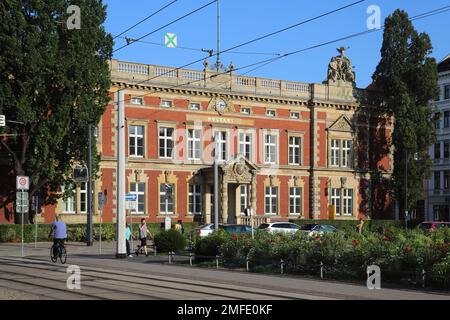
left=154, top=229, right=186, bottom=252
left=194, top=230, right=228, bottom=257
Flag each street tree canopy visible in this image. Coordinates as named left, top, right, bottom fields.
left=0, top=0, right=113, bottom=216
left=372, top=9, right=439, bottom=215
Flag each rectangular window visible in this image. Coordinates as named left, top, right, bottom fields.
left=159, top=127, right=174, bottom=159
left=445, top=111, right=450, bottom=128
left=188, top=184, right=202, bottom=215
left=131, top=97, right=143, bottom=105
left=331, top=188, right=341, bottom=216
left=241, top=107, right=251, bottom=115
left=187, top=129, right=201, bottom=160
left=343, top=189, right=353, bottom=216
left=331, top=140, right=340, bottom=166
left=130, top=182, right=145, bottom=214
left=160, top=183, right=174, bottom=214
left=289, top=187, right=302, bottom=215
left=288, top=136, right=301, bottom=165
left=290, top=112, right=300, bottom=119
left=215, top=131, right=227, bottom=162
left=444, top=141, right=450, bottom=159
left=445, top=85, right=450, bottom=100
left=189, top=102, right=200, bottom=110
left=266, top=109, right=276, bottom=117
left=264, top=186, right=278, bottom=214
left=342, top=140, right=352, bottom=168
left=444, top=171, right=450, bottom=190
left=161, top=100, right=173, bottom=108
left=435, top=142, right=441, bottom=159
left=129, top=125, right=144, bottom=157
left=434, top=171, right=441, bottom=190
left=240, top=185, right=248, bottom=214
left=80, top=182, right=87, bottom=213
left=239, top=133, right=252, bottom=161
left=62, top=185, right=76, bottom=213
left=264, top=133, right=277, bottom=164
left=435, top=113, right=441, bottom=129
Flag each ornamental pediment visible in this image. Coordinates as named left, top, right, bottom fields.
left=328, top=115, right=353, bottom=132
left=221, top=155, right=257, bottom=184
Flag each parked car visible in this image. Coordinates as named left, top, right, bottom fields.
left=257, top=222, right=300, bottom=234
left=192, top=224, right=217, bottom=238
left=298, top=223, right=337, bottom=236
left=418, top=221, right=450, bottom=231
left=219, top=224, right=255, bottom=235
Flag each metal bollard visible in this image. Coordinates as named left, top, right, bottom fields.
left=280, top=259, right=284, bottom=274
left=189, top=253, right=193, bottom=266
left=216, top=255, right=220, bottom=269
left=320, top=261, right=324, bottom=279
left=246, top=256, right=249, bottom=272
left=154, top=246, right=157, bottom=257
left=168, top=252, right=172, bottom=264
left=422, top=269, right=426, bottom=288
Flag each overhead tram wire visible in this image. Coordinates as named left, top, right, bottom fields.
left=114, top=4, right=450, bottom=105
left=114, top=36, right=282, bottom=56
left=112, top=0, right=180, bottom=40
left=113, top=0, right=218, bottom=53
left=112, top=0, right=367, bottom=102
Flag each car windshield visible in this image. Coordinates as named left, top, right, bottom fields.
left=300, top=224, right=317, bottom=231
left=258, top=224, right=270, bottom=229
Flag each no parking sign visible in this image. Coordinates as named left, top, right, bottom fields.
left=16, top=176, right=29, bottom=190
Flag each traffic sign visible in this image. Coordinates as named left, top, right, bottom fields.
left=16, top=176, right=29, bottom=190
left=125, top=201, right=137, bottom=210
left=0, top=115, right=5, bottom=127
left=165, top=33, right=177, bottom=48
left=73, top=166, right=88, bottom=183
left=98, top=192, right=103, bottom=211
left=125, top=193, right=137, bottom=201
left=16, top=191, right=29, bottom=213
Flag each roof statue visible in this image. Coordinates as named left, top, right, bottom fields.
left=327, top=47, right=356, bottom=85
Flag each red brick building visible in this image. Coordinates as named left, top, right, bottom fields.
left=0, top=50, right=393, bottom=224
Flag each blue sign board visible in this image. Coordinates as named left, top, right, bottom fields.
left=125, top=193, right=137, bottom=201
left=98, top=192, right=103, bottom=210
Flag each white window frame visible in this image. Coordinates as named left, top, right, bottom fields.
left=214, top=130, right=228, bottom=162
left=343, top=188, right=353, bottom=216
left=240, top=185, right=248, bottom=215
left=160, top=183, right=174, bottom=214
left=266, top=109, right=276, bottom=117
left=129, top=125, right=145, bottom=157
left=161, top=100, right=173, bottom=108
left=289, top=187, right=302, bottom=215
left=265, top=186, right=278, bottom=215
left=239, top=132, right=252, bottom=161
left=189, top=102, right=201, bottom=110
left=264, top=132, right=278, bottom=164
left=290, top=112, right=300, bottom=119
left=288, top=136, right=301, bottom=165
left=331, top=188, right=341, bottom=216
left=131, top=97, right=143, bottom=105
left=130, top=182, right=145, bottom=215
left=159, top=127, right=174, bottom=159
left=342, top=140, right=352, bottom=168
left=241, top=107, right=251, bottom=115
left=80, top=182, right=87, bottom=213
left=187, top=129, right=201, bottom=160
left=331, top=139, right=340, bottom=167
left=188, top=184, right=202, bottom=215
left=62, top=185, right=76, bottom=214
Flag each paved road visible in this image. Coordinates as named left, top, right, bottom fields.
left=0, top=242, right=449, bottom=300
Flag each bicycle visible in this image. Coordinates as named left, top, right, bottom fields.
left=50, top=240, right=67, bottom=264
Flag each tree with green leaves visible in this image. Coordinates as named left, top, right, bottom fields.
left=0, top=0, right=112, bottom=221
left=372, top=9, right=439, bottom=219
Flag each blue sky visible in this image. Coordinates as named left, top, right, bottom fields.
left=104, top=0, right=450, bottom=88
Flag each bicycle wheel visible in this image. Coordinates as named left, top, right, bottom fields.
left=60, top=247, right=67, bottom=264
left=50, top=246, right=57, bottom=263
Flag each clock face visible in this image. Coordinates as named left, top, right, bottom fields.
left=216, top=99, right=226, bottom=112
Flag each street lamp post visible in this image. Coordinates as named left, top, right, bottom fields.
left=405, top=150, right=408, bottom=230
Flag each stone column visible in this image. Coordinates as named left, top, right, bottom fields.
left=221, top=179, right=228, bottom=224
left=204, top=183, right=211, bottom=224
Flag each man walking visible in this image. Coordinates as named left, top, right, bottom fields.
left=139, top=218, right=151, bottom=256
left=125, top=223, right=132, bottom=257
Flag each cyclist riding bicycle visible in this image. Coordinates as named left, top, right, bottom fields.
left=49, top=215, right=67, bottom=253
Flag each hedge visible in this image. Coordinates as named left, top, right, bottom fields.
left=0, top=222, right=199, bottom=243
left=291, top=219, right=418, bottom=232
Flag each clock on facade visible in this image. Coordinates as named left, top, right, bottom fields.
left=215, top=99, right=227, bottom=113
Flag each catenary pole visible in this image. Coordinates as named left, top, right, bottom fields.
left=87, top=124, right=93, bottom=246
left=116, top=90, right=127, bottom=258
left=214, top=132, right=219, bottom=231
